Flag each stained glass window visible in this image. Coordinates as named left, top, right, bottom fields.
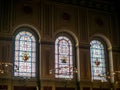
left=90, top=40, right=106, bottom=81
left=14, top=30, right=36, bottom=77
left=55, top=36, right=73, bottom=79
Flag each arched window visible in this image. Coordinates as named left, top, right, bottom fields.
left=55, top=36, right=73, bottom=79
left=90, top=40, right=106, bottom=81
left=14, top=29, right=37, bottom=78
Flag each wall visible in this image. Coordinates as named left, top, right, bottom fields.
left=0, top=0, right=120, bottom=90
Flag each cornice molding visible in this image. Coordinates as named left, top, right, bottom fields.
left=112, top=47, right=120, bottom=52
left=41, top=41, right=55, bottom=45
left=47, top=0, right=116, bottom=12
left=0, top=36, right=13, bottom=41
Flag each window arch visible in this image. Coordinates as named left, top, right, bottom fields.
left=55, top=35, right=74, bottom=79
left=14, top=28, right=37, bottom=78
left=90, top=39, right=107, bottom=81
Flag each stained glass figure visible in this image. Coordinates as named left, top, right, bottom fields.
left=90, top=40, right=106, bottom=81
left=55, top=36, right=73, bottom=79
left=14, top=31, right=36, bottom=77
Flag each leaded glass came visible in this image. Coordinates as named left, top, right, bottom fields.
left=90, top=40, right=106, bottom=81
left=14, top=31, right=36, bottom=77
left=55, top=36, right=73, bottom=79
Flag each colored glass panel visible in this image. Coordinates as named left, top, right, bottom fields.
left=14, top=31, right=36, bottom=77
left=90, top=40, right=106, bottom=81
left=55, top=36, right=73, bottom=79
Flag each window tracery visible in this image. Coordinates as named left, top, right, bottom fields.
left=55, top=36, right=73, bottom=79
left=90, top=40, right=106, bottom=81
left=14, top=30, right=36, bottom=77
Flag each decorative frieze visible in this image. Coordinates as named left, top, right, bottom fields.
left=47, top=0, right=115, bottom=12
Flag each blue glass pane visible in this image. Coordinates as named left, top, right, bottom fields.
left=90, top=40, right=106, bottom=81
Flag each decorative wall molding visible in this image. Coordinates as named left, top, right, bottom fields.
left=0, top=0, right=11, bottom=33
left=47, top=0, right=115, bottom=12
left=0, top=36, right=12, bottom=41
